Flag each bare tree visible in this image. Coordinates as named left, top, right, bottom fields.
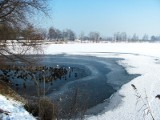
left=142, top=34, right=149, bottom=41
left=132, top=33, right=139, bottom=42
left=48, top=27, right=57, bottom=40
left=121, top=32, right=127, bottom=42
left=55, top=29, right=63, bottom=41
left=89, top=32, right=100, bottom=43
left=63, top=29, right=76, bottom=41
left=79, top=31, right=84, bottom=43
left=0, top=0, right=48, bottom=65
left=113, top=32, right=120, bottom=42
left=0, top=0, right=47, bottom=28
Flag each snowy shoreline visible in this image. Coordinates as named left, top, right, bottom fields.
left=1, top=43, right=160, bottom=120
left=0, top=95, right=35, bottom=120
left=45, top=43, right=160, bottom=120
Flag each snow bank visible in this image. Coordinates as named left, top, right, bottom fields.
left=0, top=95, right=35, bottom=120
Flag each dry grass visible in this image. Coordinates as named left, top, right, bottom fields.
left=131, top=84, right=155, bottom=120
left=0, top=80, right=26, bottom=103
left=24, top=97, right=57, bottom=120
left=0, top=79, right=57, bottom=119
left=38, top=97, right=56, bottom=120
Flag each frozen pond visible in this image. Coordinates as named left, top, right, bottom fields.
left=0, top=54, right=138, bottom=118
left=41, top=55, right=138, bottom=117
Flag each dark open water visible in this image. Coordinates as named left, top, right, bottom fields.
left=0, top=54, right=138, bottom=118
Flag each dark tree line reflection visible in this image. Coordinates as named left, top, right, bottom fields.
left=0, top=65, right=82, bottom=96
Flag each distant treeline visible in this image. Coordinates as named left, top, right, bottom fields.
left=0, top=25, right=160, bottom=42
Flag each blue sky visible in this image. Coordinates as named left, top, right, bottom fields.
left=37, top=0, right=160, bottom=38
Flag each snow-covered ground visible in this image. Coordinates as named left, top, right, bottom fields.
left=0, top=95, right=35, bottom=120
left=1, top=42, right=160, bottom=120
left=45, top=43, right=160, bottom=120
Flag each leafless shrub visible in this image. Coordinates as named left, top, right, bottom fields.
left=57, top=88, right=88, bottom=120
left=131, top=84, right=155, bottom=120
left=38, top=97, right=56, bottom=120
left=25, top=97, right=57, bottom=120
